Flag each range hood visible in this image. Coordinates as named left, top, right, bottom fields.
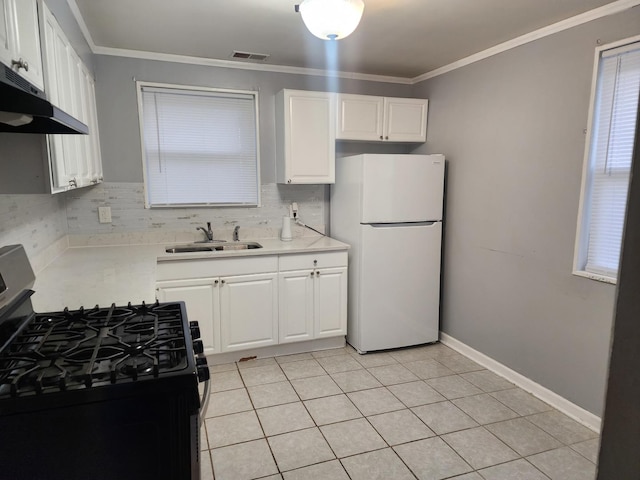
left=0, top=64, right=88, bottom=135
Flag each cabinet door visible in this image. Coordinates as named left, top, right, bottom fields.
left=383, top=98, right=429, bottom=142
left=314, top=267, right=348, bottom=338
left=51, top=27, right=79, bottom=189
left=278, top=270, right=314, bottom=343
left=0, top=0, right=12, bottom=69
left=83, top=68, right=103, bottom=184
left=336, top=94, right=384, bottom=141
left=156, top=279, right=221, bottom=354
left=276, top=90, right=335, bottom=184
left=70, top=50, right=91, bottom=186
left=220, top=273, right=278, bottom=352
left=12, top=0, right=43, bottom=89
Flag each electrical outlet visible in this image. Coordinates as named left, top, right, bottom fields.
left=291, top=202, right=299, bottom=218
left=98, top=206, right=112, bottom=224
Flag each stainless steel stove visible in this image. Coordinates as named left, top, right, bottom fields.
left=0, top=245, right=210, bottom=480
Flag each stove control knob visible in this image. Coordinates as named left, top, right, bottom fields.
left=189, top=321, right=201, bottom=340
left=196, top=357, right=210, bottom=382
left=193, top=340, right=204, bottom=354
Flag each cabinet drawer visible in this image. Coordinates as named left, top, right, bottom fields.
left=279, top=251, right=348, bottom=271
left=157, top=255, right=278, bottom=281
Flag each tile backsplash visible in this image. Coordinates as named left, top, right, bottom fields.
left=0, top=194, right=68, bottom=272
left=65, top=182, right=327, bottom=245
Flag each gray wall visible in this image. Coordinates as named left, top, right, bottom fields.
left=94, top=55, right=414, bottom=184
left=411, top=8, right=640, bottom=415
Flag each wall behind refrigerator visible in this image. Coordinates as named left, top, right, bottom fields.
left=411, top=7, right=640, bottom=416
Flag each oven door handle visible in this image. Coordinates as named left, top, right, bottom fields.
left=198, top=358, right=211, bottom=426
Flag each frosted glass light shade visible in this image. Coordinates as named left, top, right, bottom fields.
left=298, top=0, right=365, bottom=40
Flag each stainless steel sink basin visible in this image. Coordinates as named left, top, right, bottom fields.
left=217, top=242, right=262, bottom=251
left=165, top=245, right=219, bottom=253
left=165, top=242, right=262, bottom=254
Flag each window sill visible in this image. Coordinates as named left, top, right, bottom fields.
left=572, top=270, right=617, bottom=285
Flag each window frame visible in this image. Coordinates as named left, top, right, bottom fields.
left=135, top=81, right=261, bottom=209
left=573, top=35, right=640, bottom=285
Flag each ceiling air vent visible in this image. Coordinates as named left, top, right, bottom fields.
left=231, top=51, right=270, bottom=62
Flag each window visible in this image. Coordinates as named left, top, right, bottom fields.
left=137, top=82, right=260, bottom=207
left=574, top=39, right=640, bottom=283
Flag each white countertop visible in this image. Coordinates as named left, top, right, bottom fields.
left=32, top=236, right=349, bottom=312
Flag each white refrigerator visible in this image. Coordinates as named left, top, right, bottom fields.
left=330, top=154, right=445, bottom=353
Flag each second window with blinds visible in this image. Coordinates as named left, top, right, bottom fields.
left=574, top=38, right=640, bottom=283
left=136, top=82, right=260, bottom=207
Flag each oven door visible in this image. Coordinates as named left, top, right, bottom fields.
left=1, top=387, right=201, bottom=480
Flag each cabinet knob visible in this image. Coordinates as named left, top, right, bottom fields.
left=69, top=178, right=77, bottom=188
left=316, top=271, right=320, bottom=277
left=221, top=280, right=226, bottom=284
left=313, top=260, right=318, bottom=266
left=11, top=58, right=28, bottom=71
left=379, top=135, right=383, bottom=140
left=287, top=179, right=292, bottom=184
left=310, top=271, right=314, bottom=277
left=214, top=280, right=219, bottom=285
left=385, top=136, right=389, bottom=140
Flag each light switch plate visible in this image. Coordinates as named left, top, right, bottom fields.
left=98, top=206, right=112, bottom=224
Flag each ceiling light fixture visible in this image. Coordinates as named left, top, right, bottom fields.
left=295, top=0, right=365, bottom=41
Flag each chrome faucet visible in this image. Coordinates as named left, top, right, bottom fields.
left=233, top=226, right=240, bottom=242
left=197, top=222, right=214, bottom=242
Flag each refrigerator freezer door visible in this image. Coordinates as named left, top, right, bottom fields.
left=356, top=222, right=441, bottom=352
left=361, top=154, right=444, bottom=223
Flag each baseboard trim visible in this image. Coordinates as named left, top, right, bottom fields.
left=439, top=332, right=601, bottom=432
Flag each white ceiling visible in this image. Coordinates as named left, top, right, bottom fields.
left=74, top=0, right=622, bottom=79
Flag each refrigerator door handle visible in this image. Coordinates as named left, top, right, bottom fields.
left=366, top=221, right=439, bottom=228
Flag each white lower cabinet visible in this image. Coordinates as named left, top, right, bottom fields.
left=220, top=273, right=278, bottom=352
left=157, top=273, right=278, bottom=355
left=156, top=278, right=221, bottom=354
left=279, top=270, right=315, bottom=343
left=279, top=252, right=348, bottom=343
left=279, top=267, right=347, bottom=343
left=156, top=250, right=348, bottom=357
left=314, top=267, right=348, bottom=338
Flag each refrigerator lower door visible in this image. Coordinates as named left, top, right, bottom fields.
left=356, top=222, right=442, bottom=352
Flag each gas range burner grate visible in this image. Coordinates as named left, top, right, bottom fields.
left=0, top=301, right=190, bottom=398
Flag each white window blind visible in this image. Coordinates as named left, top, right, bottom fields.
left=580, top=42, right=640, bottom=279
left=139, top=84, right=259, bottom=207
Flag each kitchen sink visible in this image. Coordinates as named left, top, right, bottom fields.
left=217, top=242, right=262, bottom=251
left=165, top=242, right=262, bottom=254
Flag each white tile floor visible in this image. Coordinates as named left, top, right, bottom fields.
left=200, top=343, right=599, bottom=480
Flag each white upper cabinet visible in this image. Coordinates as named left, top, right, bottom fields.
left=276, top=89, right=336, bottom=184
left=0, top=0, right=44, bottom=90
left=384, top=97, right=429, bottom=142
left=0, top=0, right=14, bottom=71
left=39, top=1, right=103, bottom=193
left=337, top=94, right=428, bottom=142
left=336, top=94, right=384, bottom=141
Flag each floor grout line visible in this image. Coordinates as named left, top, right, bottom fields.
left=204, top=343, right=598, bottom=479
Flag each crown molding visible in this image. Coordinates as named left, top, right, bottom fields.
left=411, top=0, right=640, bottom=84
left=90, top=46, right=413, bottom=84
left=66, top=0, right=97, bottom=51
